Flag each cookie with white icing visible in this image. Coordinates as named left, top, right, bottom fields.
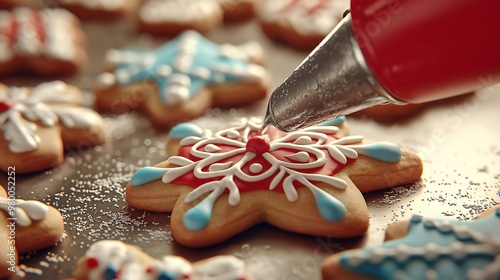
left=322, top=205, right=500, bottom=280
left=0, top=8, right=87, bottom=76
left=0, top=186, right=64, bottom=278
left=72, top=240, right=247, bottom=280
left=94, top=30, right=269, bottom=127
left=55, top=0, right=139, bottom=19
left=257, top=0, right=349, bottom=50
left=221, top=0, right=258, bottom=22
left=0, top=81, right=105, bottom=174
left=138, top=0, right=223, bottom=36
left=126, top=117, right=423, bottom=247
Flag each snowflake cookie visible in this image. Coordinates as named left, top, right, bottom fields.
left=0, top=8, right=87, bottom=76
left=73, top=240, right=247, bottom=280
left=137, top=0, right=257, bottom=36
left=0, top=81, right=105, bottom=174
left=126, top=117, right=423, bottom=247
left=94, top=30, right=269, bottom=127
left=322, top=205, right=500, bottom=280
left=257, top=0, right=350, bottom=50
left=0, top=186, right=64, bottom=278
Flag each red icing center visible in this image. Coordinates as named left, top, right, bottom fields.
left=246, top=136, right=270, bottom=155
left=0, top=101, right=13, bottom=114
left=172, top=125, right=353, bottom=194
left=86, top=257, right=99, bottom=269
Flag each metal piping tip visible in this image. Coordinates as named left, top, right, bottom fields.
left=263, top=14, right=404, bottom=132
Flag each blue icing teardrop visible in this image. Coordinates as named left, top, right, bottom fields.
left=320, top=116, right=346, bottom=127
left=170, top=123, right=203, bottom=140
left=157, top=271, right=176, bottom=280
left=312, top=188, right=346, bottom=222
left=357, top=142, right=401, bottom=162
left=183, top=196, right=217, bottom=231
left=130, top=167, right=168, bottom=186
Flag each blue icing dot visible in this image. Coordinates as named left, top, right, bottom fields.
left=170, top=123, right=203, bottom=139
left=320, top=116, right=346, bottom=127
left=358, top=142, right=401, bottom=162
left=183, top=197, right=216, bottom=231
left=313, top=188, right=346, bottom=222
left=130, top=167, right=168, bottom=186
left=104, top=266, right=117, bottom=280
left=157, top=271, right=176, bottom=280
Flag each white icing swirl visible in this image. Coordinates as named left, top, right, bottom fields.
left=0, top=197, right=49, bottom=227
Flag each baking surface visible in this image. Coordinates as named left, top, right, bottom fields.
left=1, top=11, right=499, bottom=280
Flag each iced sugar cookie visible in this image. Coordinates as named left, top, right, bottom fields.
left=322, top=205, right=500, bottom=280
left=94, top=30, right=269, bottom=127
left=0, top=8, right=86, bottom=76
left=73, top=240, right=247, bottom=280
left=126, top=117, right=423, bottom=247
left=55, top=0, right=139, bottom=19
left=257, top=0, right=349, bottom=50
left=0, top=81, right=105, bottom=174
left=0, top=186, right=64, bottom=278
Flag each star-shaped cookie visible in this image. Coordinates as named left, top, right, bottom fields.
left=126, top=117, right=423, bottom=247
left=0, top=81, right=105, bottom=174
left=322, top=205, right=500, bottom=280
left=0, top=186, right=64, bottom=278
left=0, top=8, right=87, bottom=76
left=72, top=240, right=247, bottom=280
left=93, top=30, right=269, bottom=127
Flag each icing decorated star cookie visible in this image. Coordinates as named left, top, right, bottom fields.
left=322, top=205, right=500, bottom=280
left=126, top=117, right=423, bottom=247
left=137, top=0, right=257, bottom=36
left=257, top=0, right=350, bottom=50
left=54, top=0, right=139, bottom=19
left=0, top=81, right=105, bottom=174
left=72, top=240, right=247, bottom=280
left=0, top=186, right=64, bottom=278
left=0, top=8, right=87, bottom=76
left=94, top=30, right=269, bottom=127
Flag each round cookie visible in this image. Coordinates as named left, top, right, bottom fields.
left=256, top=0, right=350, bottom=50
left=54, top=0, right=139, bottom=19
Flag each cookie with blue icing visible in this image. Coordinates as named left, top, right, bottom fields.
left=93, top=30, right=269, bottom=127
left=73, top=240, right=247, bottom=280
left=125, top=117, right=423, bottom=247
left=322, top=205, right=500, bottom=280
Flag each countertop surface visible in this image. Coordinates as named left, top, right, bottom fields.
left=1, top=9, right=499, bottom=280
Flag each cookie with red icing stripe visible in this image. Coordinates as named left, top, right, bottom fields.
left=0, top=81, right=105, bottom=174
left=0, top=8, right=87, bottom=76
left=0, top=186, right=64, bottom=278
left=73, top=240, right=247, bottom=280
left=257, top=0, right=349, bottom=50
left=126, top=117, right=423, bottom=247
left=322, top=205, right=500, bottom=280
left=93, top=30, right=269, bottom=127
